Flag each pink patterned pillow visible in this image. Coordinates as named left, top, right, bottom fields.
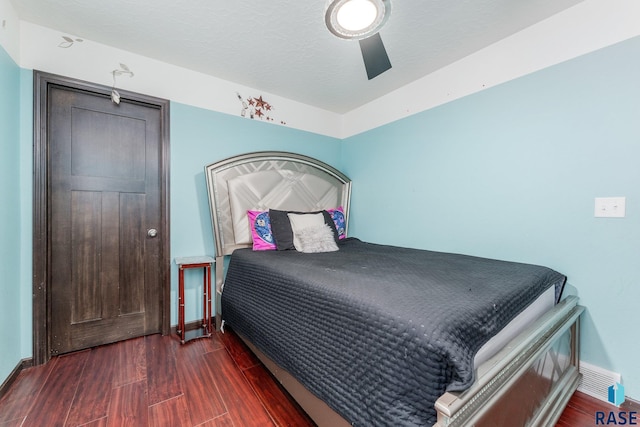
left=247, top=210, right=276, bottom=251
left=327, top=206, right=346, bottom=239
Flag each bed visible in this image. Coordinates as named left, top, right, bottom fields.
left=204, top=151, right=584, bottom=427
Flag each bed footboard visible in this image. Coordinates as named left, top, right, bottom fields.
left=434, top=295, right=584, bottom=427
left=233, top=295, right=583, bottom=427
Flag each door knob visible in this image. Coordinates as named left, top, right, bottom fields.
left=147, top=228, right=158, bottom=238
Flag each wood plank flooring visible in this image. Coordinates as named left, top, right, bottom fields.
left=0, top=329, right=637, bottom=426
left=0, top=330, right=313, bottom=427
left=557, top=389, right=640, bottom=427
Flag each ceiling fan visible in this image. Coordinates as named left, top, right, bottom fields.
left=325, top=0, right=392, bottom=80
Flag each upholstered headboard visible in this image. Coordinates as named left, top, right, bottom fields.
left=204, top=151, right=352, bottom=321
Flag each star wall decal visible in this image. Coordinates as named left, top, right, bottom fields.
left=254, top=96, right=267, bottom=109
left=236, top=92, right=285, bottom=125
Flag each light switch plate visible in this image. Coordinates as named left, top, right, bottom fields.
left=594, top=197, right=626, bottom=218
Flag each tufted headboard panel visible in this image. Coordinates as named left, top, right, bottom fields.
left=205, top=151, right=351, bottom=256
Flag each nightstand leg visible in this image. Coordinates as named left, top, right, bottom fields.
left=178, top=266, right=185, bottom=343
left=206, top=264, right=213, bottom=333
left=202, top=266, right=207, bottom=330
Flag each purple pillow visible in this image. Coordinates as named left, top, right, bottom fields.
left=327, top=206, right=346, bottom=239
left=247, top=210, right=276, bottom=251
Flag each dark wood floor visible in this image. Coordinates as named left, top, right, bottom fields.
left=558, top=389, right=640, bottom=427
left=0, top=329, right=636, bottom=426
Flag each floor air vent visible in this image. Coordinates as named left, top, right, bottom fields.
left=578, top=361, right=621, bottom=404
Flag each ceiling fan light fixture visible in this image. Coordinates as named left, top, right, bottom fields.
left=336, top=0, right=377, bottom=31
left=325, top=0, right=391, bottom=40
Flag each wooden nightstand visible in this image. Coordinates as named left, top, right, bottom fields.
left=175, top=256, right=214, bottom=344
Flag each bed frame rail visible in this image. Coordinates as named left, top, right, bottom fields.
left=434, top=295, right=583, bottom=427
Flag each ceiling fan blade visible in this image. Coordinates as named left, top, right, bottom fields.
left=358, top=33, right=392, bottom=80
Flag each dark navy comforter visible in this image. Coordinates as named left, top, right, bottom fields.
left=221, top=238, right=565, bottom=426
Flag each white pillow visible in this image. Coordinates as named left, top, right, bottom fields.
left=295, top=223, right=339, bottom=253
left=287, top=213, right=338, bottom=253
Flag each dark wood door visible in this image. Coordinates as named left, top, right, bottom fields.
left=48, top=84, right=164, bottom=355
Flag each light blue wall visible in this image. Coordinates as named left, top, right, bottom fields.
left=342, top=36, right=640, bottom=398
left=170, top=102, right=342, bottom=323
left=0, top=47, right=23, bottom=382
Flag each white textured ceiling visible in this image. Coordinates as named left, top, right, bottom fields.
left=11, top=0, right=585, bottom=113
